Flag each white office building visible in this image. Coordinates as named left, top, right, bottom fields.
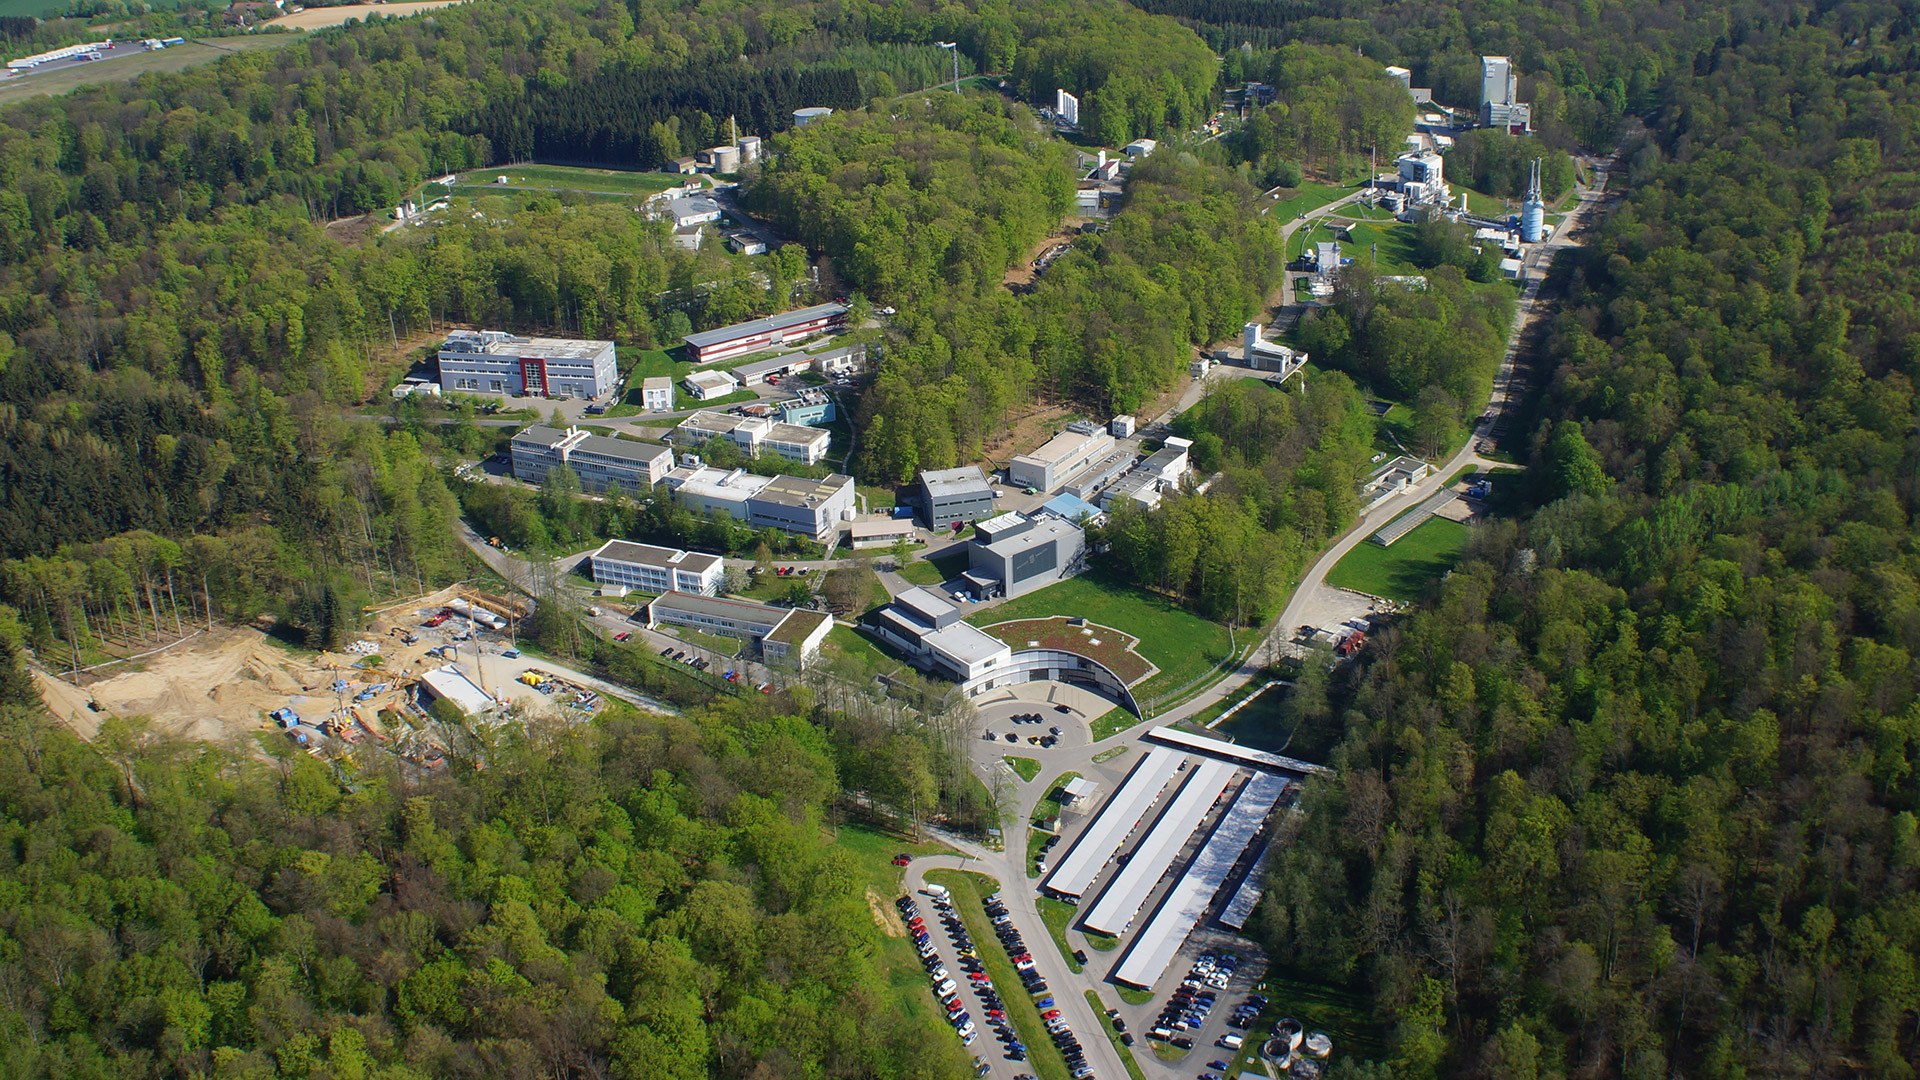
left=640, top=376, right=673, bottom=411
left=439, top=330, right=617, bottom=399
left=1009, top=422, right=1117, bottom=493
left=670, top=410, right=831, bottom=465
left=683, top=369, right=741, bottom=401
left=588, top=540, right=725, bottom=596
left=870, top=587, right=1012, bottom=681
left=508, top=425, right=671, bottom=493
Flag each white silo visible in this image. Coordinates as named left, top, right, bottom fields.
left=1520, top=158, right=1546, bottom=243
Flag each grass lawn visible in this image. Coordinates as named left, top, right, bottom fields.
left=1027, top=770, right=1082, bottom=878
left=1457, top=185, right=1515, bottom=217
left=829, top=825, right=976, bottom=1070
left=966, top=573, right=1235, bottom=703
left=1293, top=219, right=1422, bottom=275
left=1326, top=516, right=1470, bottom=602
left=1337, top=202, right=1399, bottom=221
left=1091, top=744, right=1131, bottom=764
left=1037, top=896, right=1084, bottom=972
left=1118, top=985, right=1155, bottom=1006
left=1268, top=182, right=1352, bottom=221
left=924, top=869, right=1072, bottom=1080
left=1251, top=971, right=1390, bottom=1063
left=1005, top=755, right=1042, bottom=782
left=1086, top=990, right=1149, bottom=1080
left=456, top=163, right=686, bottom=198
left=820, top=625, right=903, bottom=676
left=617, top=347, right=691, bottom=411
left=1376, top=402, right=1413, bottom=452
left=900, top=546, right=970, bottom=587
left=1090, top=707, right=1137, bottom=741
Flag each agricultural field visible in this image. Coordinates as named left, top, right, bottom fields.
left=1324, top=516, right=1470, bottom=601
left=0, top=36, right=297, bottom=103
left=267, top=0, right=464, bottom=30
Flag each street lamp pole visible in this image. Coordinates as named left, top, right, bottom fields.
left=935, top=41, right=958, bottom=92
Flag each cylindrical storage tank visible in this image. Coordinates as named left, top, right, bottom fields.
left=1305, top=1032, right=1333, bottom=1059
left=1274, top=1018, right=1304, bottom=1052
left=1521, top=198, right=1545, bottom=243
left=710, top=145, right=741, bottom=173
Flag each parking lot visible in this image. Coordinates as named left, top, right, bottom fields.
left=1114, top=928, right=1271, bottom=1078
left=898, top=885, right=1030, bottom=1080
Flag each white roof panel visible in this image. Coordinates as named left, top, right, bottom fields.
left=1082, top=758, right=1238, bottom=936
left=1043, top=748, right=1186, bottom=900
left=1218, top=840, right=1274, bottom=931
left=1144, top=725, right=1330, bottom=775
left=1113, top=771, right=1292, bottom=988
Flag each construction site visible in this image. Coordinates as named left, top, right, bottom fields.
left=31, top=584, right=635, bottom=771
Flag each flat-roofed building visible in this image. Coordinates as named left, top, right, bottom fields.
left=683, top=303, right=848, bottom=365
left=967, top=513, right=1086, bottom=600
left=669, top=411, right=830, bottom=465
left=439, top=330, right=618, bottom=399
left=747, top=473, right=855, bottom=542
left=566, top=435, right=672, bottom=493
left=1100, top=469, right=1164, bottom=511
left=640, top=591, right=831, bottom=668
left=733, top=352, right=811, bottom=386
left=640, top=376, right=673, bottom=411
left=682, top=370, right=740, bottom=401
left=664, top=466, right=772, bottom=520
left=919, top=466, right=997, bottom=529
left=1008, top=423, right=1116, bottom=493
left=588, top=540, right=724, bottom=596
left=508, top=425, right=670, bottom=492
left=762, top=608, right=832, bottom=669
left=869, top=587, right=1012, bottom=681
left=850, top=517, right=919, bottom=549
left=510, top=425, right=587, bottom=484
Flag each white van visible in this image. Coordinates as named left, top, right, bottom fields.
left=924, top=883, right=951, bottom=901
left=1218, top=1033, right=1244, bottom=1051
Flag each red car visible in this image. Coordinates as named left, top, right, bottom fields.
left=892, top=853, right=913, bottom=866
left=613, top=631, right=632, bottom=642
left=1041, top=1009, right=1061, bottom=1021
left=946, top=999, right=964, bottom=1014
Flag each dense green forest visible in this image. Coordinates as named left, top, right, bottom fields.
left=0, top=666, right=971, bottom=1079
left=1248, top=4, right=1920, bottom=1077
left=749, top=96, right=1291, bottom=482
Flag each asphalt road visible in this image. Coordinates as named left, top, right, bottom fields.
left=447, top=157, right=1613, bottom=1080
left=936, top=161, right=1613, bottom=1080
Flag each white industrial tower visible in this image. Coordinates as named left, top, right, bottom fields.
left=1521, top=158, right=1546, bottom=242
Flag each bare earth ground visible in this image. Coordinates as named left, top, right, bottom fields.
left=867, top=888, right=905, bottom=937
left=268, top=1, right=465, bottom=30
left=323, top=213, right=381, bottom=247
left=981, top=401, right=1075, bottom=468
left=31, top=584, right=567, bottom=746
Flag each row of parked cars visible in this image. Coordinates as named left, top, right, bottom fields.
left=1149, top=950, right=1246, bottom=1055
left=983, top=892, right=1097, bottom=1080
left=900, top=893, right=979, bottom=1046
